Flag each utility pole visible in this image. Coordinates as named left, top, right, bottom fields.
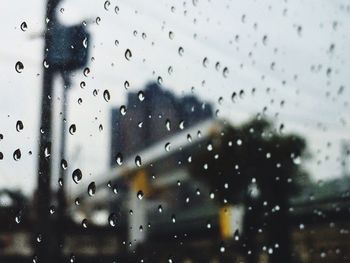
left=36, top=0, right=60, bottom=261
left=36, top=0, right=89, bottom=260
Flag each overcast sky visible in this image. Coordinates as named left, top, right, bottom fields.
left=0, top=0, right=349, bottom=196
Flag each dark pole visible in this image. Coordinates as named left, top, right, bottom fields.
left=36, top=0, right=60, bottom=261
left=56, top=82, right=68, bottom=261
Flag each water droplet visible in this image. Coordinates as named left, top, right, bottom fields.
left=82, top=218, right=88, bottom=228
left=80, top=81, right=86, bottom=88
left=60, top=159, right=68, bottom=170
left=202, top=57, right=208, bottom=67
left=137, top=190, right=144, bottom=200
left=72, top=169, right=82, bottom=184
left=207, top=143, right=213, bottom=151
left=262, top=35, right=268, bottom=45
left=13, top=149, right=21, bottom=161
left=15, top=61, right=24, bottom=73
left=135, top=155, right=142, bottom=167
left=49, top=205, right=55, bottom=215
left=43, top=60, right=49, bottom=69
left=171, top=214, right=176, bottom=223
left=36, top=234, right=42, bottom=243
left=169, top=31, right=174, bottom=39
left=58, top=178, right=63, bottom=187
left=114, top=39, right=119, bottom=46
left=44, top=145, right=50, bottom=158
left=87, top=182, right=96, bottom=196
left=16, top=120, right=24, bottom=132
left=178, top=46, right=184, bottom=56
left=69, top=124, right=76, bottom=135
left=234, top=229, right=240, bottom=241
left=82, top=37, right=88, bottom=49
left=104, top=0, right=110, bottom=10
left=220, top=244, right=225, bottom=253
left=138, top=91, right=145, bottom=101
left=209, top=192, right=215, bottom=199
left=157, top=76, right=163, bottom=84
left=95, top=17, right=101, bottom=25
left=168, top=66, right=173, bottom=75
left=124, top=49, right=132, bottom=60
left=116, top=152, right=123, bottom=165
left=108, top=213, right=117, bottom=227
left=165, top=119, right=171, bottom=131
left=114, top=6, right=120, bottom=14
left=223, top=67, right=229, bottom=78
left=158, top=205, right=163, bottom=213
left=75, top=198, right=80, bottom=206
left=120, top=105, right=127, bottom=115
left=103, top=90, right=110, bottom=102
left=15, top=212, right=22, bottom=224
left=20, top=22, right=28, bottom=32
left=179, top=120, right=185, bottom=130
left=236, top=139, right=242, bottom=146
left=124, top=80, right=129, bottom=90
left=215, top=62, right=221, bottom=71
left=83, top=67, right=90, bottom=77
left=165, top=142, right=171, bottom=152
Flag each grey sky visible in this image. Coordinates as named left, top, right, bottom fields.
left=0, top=0, right=349, bottom=196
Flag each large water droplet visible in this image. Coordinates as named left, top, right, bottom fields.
left=61, top=159, right=68, bottom=169
left=83, top=67, right=90, bottom=77
left=124, top=80, right=130, bottom=90
left=49, top=205, right=55, bottom=215
left=69, top=124, right=76, bottom=135
left=15, top=61, right=24, bottom=73
left=168, top=66, right=173, bottom=75
left=124, top=49, right=132, bottom=60
left=138, top=91, right=145, bottom=101
left=104, top=0, right=110, bottom=10
left=135, top=155, right=142, bottom=167
left=114, top=6, right=120, bottom=14
left=72, top=169, right=82, bottom=184
left=202, top=57, right=208, bottom=67
left=223, top=67, right=229, bottom=78
left=165, top=142, right=171, bottom=152
left=179, top=120, right=185, bottom=130
left=103, top=90, right=110, bottom=102
left=13, top=149, right=21, bottom=161
left=82, top=218, right=88, bottom=228
left=43, top=60, right=49, bottom=69
left=137, top=190, right=144, bottom=200
left=178, top=46, right=184, bottom=56
left=16, top=120, right=24, bottom=132
left=108, top=213, right=117, bottom=227
left=169, top=31, right=174, bottom=40
left=165, top=119, right=171, bottom=131
left=20, top=22, right=28, bottom=32
left=120, top=105, right=127, bottom=115
left=87, top=182, right=96, bottom=196
left=116, top=152, right=123, bottom=165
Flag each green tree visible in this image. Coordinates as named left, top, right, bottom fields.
left=190, top=117, right=309, bottom=263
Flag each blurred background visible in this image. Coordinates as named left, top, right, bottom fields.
left=0, top=0, right=349, bottom=262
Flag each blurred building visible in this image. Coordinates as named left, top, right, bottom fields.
left=110, top=82, right=213, bottom=164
